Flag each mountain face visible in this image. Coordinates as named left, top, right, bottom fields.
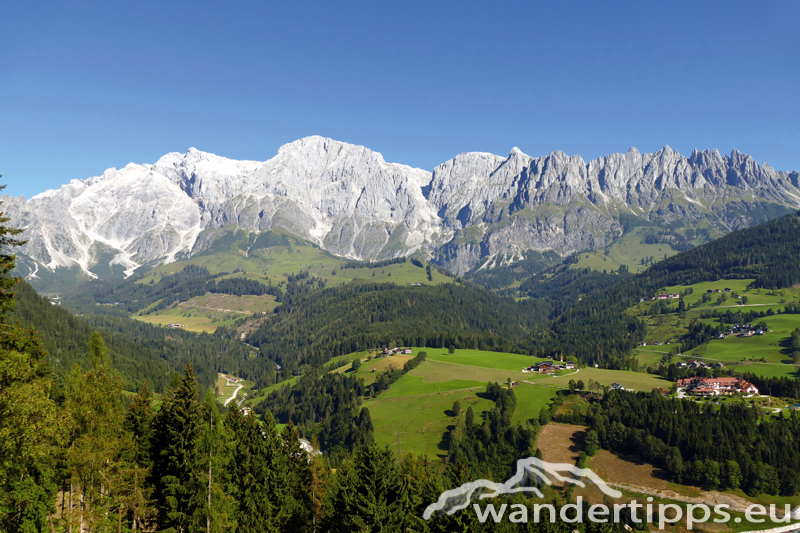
left=4, top=136, right=800, bottom=285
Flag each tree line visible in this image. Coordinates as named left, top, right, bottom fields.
left=566, top=391, right=800, bottom=496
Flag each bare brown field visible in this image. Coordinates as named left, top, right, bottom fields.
left=534, top=423, right=586, bottom=465
left=589, top=450, right=670, bottom=490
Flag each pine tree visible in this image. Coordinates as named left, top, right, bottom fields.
left=280, top=421, right=312, bottom=532
left=0, top=194, right=64, bottom=531
left=321, top=442, right=415, bottom=532
left=0, top=325, right=64, bottom=531
left=308, top=437, right=328, bottom=533
left=0, top=184, right=26, bottom=318
left=122, top=380, right=155, bottom=531
left=64, top=332, right=126, bottom=532
left=191, top=392, right=235, bottom=533
left=151, top=363, right=202, bottom=532
left=226, top=406, right=289, bottom=532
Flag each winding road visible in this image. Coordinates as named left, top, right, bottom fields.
left=224, top=384, right=244, bottom=407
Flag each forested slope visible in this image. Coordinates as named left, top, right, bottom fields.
left=9, top=280, right=255, bottom=392
left=243, top=282, right=549, bottom=386
left=535, top=210, right=800, bottom=365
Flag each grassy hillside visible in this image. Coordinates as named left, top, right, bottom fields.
left=65, top=227, right=455, bottom=333
left=625, top=277, right=800, bottom=379
left=536, top=211, right=800, bottom=366
left=359, top=347, right=670, bottom=457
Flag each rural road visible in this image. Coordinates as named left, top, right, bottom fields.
left=224, top=384, right=244, bottom=406
left=606, top=482, right=799, bottom=519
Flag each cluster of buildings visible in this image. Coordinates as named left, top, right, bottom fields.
left=381, top=347, right=413, bottom=356
left=716, top=324, right=766, bottom=339
left=676, top=360, right=724, bottom=370
left=677, top=376, right=759, bottom=397
left=523, top=360, right=576, bottom=373
left=639, top=293, right=681, bottom=303
left=167, top=323, right=185, bottom=328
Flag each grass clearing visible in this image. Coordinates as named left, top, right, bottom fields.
left=133, top=313, right=225, bottom=333
left=546, top=367, right=671, bottom=391
left=426, top=348, right=548, bottom=371
left=511, top=384, right=558, bottom=425
left=409, top=359, right=534, bottom=385
left=380, top=374, right=485, bottom=399
left=573, top=228, right=680, bottom=274
left=351, top=354, right=415, bottom=386
left=365, top=388, right=494, bottom=458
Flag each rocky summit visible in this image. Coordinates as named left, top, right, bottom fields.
left=4, top=136, right=800, bottom=281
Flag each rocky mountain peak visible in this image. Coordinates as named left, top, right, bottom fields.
left=5, top=138, right=800, bottom=281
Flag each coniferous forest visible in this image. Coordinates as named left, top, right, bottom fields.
left=5, top=196, right=800, bottom=531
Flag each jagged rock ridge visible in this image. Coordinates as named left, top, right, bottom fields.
left=3, top=136, right=799, bottom=281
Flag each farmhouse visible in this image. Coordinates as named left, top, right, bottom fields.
left=610, top=383, right=624, bottom=390
left=524, top=361, right=556, bottom=373
left=523, top=360, right=575, bottom=373
left=677, top=376, right=759, bottom=397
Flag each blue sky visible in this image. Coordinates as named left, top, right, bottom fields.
left=1, top=0, right=798, bottom=198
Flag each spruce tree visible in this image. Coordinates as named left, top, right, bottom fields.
left=0, top=184, right=26, bottom=317
left=151, top=363, right=202, bottom=531
left=280, top=421, right=312, bottom=532
left=321, top=442, right=415, bottom=532
left=191, top=391, right=235, bottom=533
left=122, top=380, right=155, bottom=531
left=226, top=406, right=289, bottom=532
left=0, top=197, right=64, bottom=532
left=64, top=332, right=126, bottom=532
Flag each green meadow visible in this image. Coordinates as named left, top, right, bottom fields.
left=631, top=277, right=800, bottom=378
left=426, top=348, right=549, bottom=371
left=360, top=347, right=676, bottom=456
left=573, top=228, right=681, bottom=274
left=130, top=228, right=455, bottom=332
left=364, top=386, right=494, bottom=458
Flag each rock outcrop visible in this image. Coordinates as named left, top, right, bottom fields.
left=4, top=136, right=799, bottom=280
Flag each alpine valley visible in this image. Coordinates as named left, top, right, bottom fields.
left=5, top=135, right=800, bottom=292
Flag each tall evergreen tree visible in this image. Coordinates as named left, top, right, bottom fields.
left=64, top=332, right=126, bottom=532
left=321, top=442, right=418, bottom=532
left=280, top=421, right=312, bottom=532
left=226, top=407, right=290, bottom=533
left=122, top=380, right=155, bottom=531
left=0, top=183, right=26, bottom=317
left=151, top=363, right=202, bottom=532
left=0, top=192, right=64, bottom=532
left=191, top=392, right=235, bottom=533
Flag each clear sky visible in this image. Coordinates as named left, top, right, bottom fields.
left=1, top=0, right=798, bottom=198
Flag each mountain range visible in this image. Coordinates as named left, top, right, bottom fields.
left=4, top=135, right=800, bottom=288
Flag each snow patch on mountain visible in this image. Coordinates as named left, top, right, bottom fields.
left=4, top=136, right=800, bottom=279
